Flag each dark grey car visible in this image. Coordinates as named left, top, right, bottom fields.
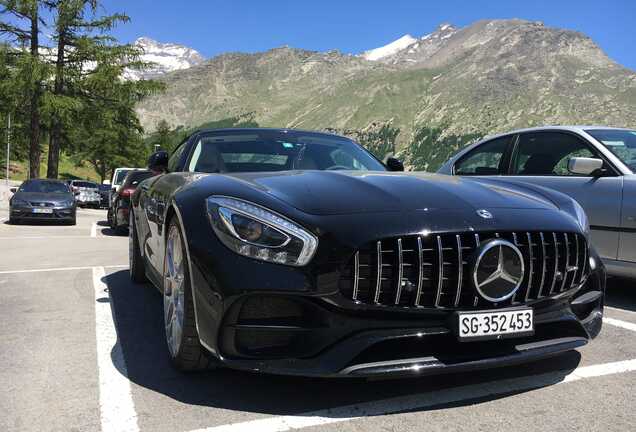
left=438, top=126, right=636, bottom=278
left=9, top=179, right=77, bottom=225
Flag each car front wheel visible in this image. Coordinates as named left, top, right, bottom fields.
left=163, top=219, right=211, bottom=371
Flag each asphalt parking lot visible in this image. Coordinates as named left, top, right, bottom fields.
left=0, top=209, right=635, bottom=432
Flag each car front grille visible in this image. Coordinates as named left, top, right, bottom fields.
left=29, top=202, right=55, bottom=207
left=338, top=231, right=589, bottom=310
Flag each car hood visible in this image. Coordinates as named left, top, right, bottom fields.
left=216, top=171, right=560, bottom=216
left=14, top=192, right=73, bottom=203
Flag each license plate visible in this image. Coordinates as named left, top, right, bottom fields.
left=32, top=208, right=53, bottom=214
left=457, top=308, right=533, bottom=341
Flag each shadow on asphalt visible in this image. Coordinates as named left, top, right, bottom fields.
left=100, top=269, right=584, bottom=416
left=96, top=220, right=128, bottom=237
left=606, top=277, right=636, bottom=313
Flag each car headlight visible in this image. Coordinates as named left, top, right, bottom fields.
left=11, top=198, right=29, bottom=207
left=572, top=200, right=589, bottom=232
left=206, top=196, right=318, bottom=266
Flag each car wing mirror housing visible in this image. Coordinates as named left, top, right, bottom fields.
left=148, top=150, right=169, bottom=173
left=568, top=157, right=604, bottom=176
left=385, top=157, right=405, bottom=172
left=9, top=187, right=17, bottom=194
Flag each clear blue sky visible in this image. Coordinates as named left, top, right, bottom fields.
left=102, top=0, right=636, bottom=70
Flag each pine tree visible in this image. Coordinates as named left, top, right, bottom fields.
left=0, top=0, right=47, bottom=178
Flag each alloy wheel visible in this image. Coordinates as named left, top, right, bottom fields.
left=164, top=224, right=185, bottom=357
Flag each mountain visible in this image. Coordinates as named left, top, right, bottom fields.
left=124, top=37, right=205, bottom=80
left=136, top=19, right=636, bottom=171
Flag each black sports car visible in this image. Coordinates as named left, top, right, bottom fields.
left=130, top=128, right=605, bottom=377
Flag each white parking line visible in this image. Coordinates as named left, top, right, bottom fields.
left=0, top=264, right=127, bottom=275
left=93, top=266, right=139, bottom=432
left=606, top=306, right=636, bottom=316
left=91, top=222, right=97, bottom=237
left=603, top=317, right=636, bottom=332
left=0, top=235, right=108, bottom=240
left=192, top=359, right=636, bottom=432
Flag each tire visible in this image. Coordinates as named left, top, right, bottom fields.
left=8, top=216, right=19, bottom=225
left=68, top=217, right=76, bottom=226
left=129, top=209, right=147, bottom=283
left=108, top=208, right=116, bottom=230
left=163, top=219, right=211, bottom=371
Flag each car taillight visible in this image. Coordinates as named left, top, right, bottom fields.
left=120, top=187, right=136, bottom=197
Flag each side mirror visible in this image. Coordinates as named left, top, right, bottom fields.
left=9, top=187, right=17, bottom=194
left=385, top=157, right=405, bottom=172
left=148, top=150, right=169, bottom=173
left=568, top=157, right=604, bottom=176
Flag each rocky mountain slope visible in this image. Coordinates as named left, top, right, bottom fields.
left=136, top=19, right=636, bottom=170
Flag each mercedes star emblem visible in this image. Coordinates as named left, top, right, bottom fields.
left=472, top=239, right=525, bottom=302
left=476, top=209, right=493, bottom=219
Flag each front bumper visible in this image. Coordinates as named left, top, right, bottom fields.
left=189, top=242, right=605, bottom=378
left=10, top=206, right=76, bottom=221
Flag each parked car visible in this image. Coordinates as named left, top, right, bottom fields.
left=98, top=184, right=111, bottom=209
left=69, top=180, right=101, bottom=208
left=438, top=125, right=636, bottom=279
left=129, top=127, right=604, bottom=377
left=107, top=169, right=155, bottom=233
left=9, top=179, right=76, bottom=225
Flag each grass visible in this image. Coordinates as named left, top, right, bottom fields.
left=4, top=151, right=100, bottom=182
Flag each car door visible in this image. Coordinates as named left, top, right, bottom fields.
left=503, top=131, right=623, bottom=261
left=619, top=176, right=636, bottom=262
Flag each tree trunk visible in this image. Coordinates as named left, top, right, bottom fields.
left=47, top=32, right=66, bottom=179
left=28, top=3, right=41, bottom=179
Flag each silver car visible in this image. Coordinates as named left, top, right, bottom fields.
left=438, top=126, right=636, bottom=278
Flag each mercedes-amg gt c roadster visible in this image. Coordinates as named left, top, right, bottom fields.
left=129, top=128, right=605, bottom=377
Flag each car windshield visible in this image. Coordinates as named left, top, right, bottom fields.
left=19, top=181, right=70, bottom=193
left=186, top=131, right=386, bottom=173
left=114, top=170, right=131, bottom=184
left=586, top=129, right=636, bottom=172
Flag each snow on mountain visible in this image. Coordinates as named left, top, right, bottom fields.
left=361, top=34, right=418, bottom=61
left=360, top=24, right=458, bottom=66
left=124, top=37, right=205, bottom=80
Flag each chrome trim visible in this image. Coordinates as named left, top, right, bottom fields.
left=352, top=251, right=360, bottom=301
left=340, top=356, right=438, bottom=375
left=537, top=232, right=548, bottom=299
left=560, top=233, right=570, bottom=292
left=573, top=234, right=580, bottom=284
left=435, top=235, right=443, bottom=307
left=394, top=238, right=404, bottom=305
left=549, top=232, right=559, bottom=295
left=473, top=233, right=480, bottom=306
left=526, top=232, right=534, bottom=297
left=415, top=236, right=424, bottom=306
left=473, top=238, right=525, bottom=303
left=374, top=240, right=382, bottom=304
left=454, top=234, right=463, bottom=307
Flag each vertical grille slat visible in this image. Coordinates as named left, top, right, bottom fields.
left=536, top=232, right=548, bottom=300
left=454, top=234, right=463, bottom=307
left=560, top=233, right=571, bottom=292
left=415, top=236, right=424, bottom=307
left=340, top=231, right=588, bottom=310
left=352, top=251, right=360, bottom=301
left=394, top=238, right=404, bottom=305
left=548, top=232, right=559, bottom=296
left=434, top=236, right=444, bottom=308
left=374, top=241, right=382, bottom=304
